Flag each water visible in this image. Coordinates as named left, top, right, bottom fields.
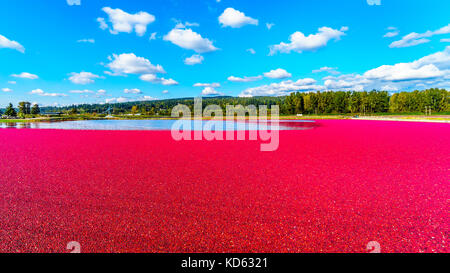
left=0, top=119, right=317, bottom=131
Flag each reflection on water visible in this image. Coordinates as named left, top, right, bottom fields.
left=0, top=119, right=317, bottom=131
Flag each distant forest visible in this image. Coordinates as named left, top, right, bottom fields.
left=39, top=88, right=449, bottom=116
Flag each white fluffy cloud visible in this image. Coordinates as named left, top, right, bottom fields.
left=326, top=46, right=450, bottom=91
left=139, top=74, right=179, bottom=86
left=264, top=68, right=292, bottom=79
left=2, top=88, right=12, bottom=92
left=67, top=0, right=80, bottom=5
left=239, top=46, right=450, bottom=96
left=201, top=87, right=223, bottom=96
left=163, top=27, right=218, bottom=53
left=184, top=54, right=204, bottom=65
left=11, top=72, right=38, bottom=79
left=390, top=24, right=450, bottom=48
left=0, top=34, right=25, bottom=53
left=239, top=78, right=322, bottom=97
left=106, top=53, right=165, bottom=75
left=124, top=88, right=142, bottom=94
left=323, top=76, right=367, bottom=91
left=99, top=7, right=155, bottom=36
left=69, top=72, right=102, bottom=84
left=105, top=97, right=129, bottom=104
left=228, top=68, right=291, bottom=82
left=160, top=78, right=179, bottom=86
left=364, top=63, right=443, bottom=81
left=218, top=8, right=258, bottom=28
left=269, top=26, right=348, bottom=55
left=228, top=75, right=263, bottom=82
left=105, top=53, right=177, bottom=85
left=30, top=89, right=67, bottom=97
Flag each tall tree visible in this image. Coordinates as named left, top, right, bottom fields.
left=5, top=103, right=17, bottom=117
left=31, top=104, right=41, bottom=115
left=18, top=101, right=31, bottom=115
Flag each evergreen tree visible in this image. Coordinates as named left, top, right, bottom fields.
left=5, top=103, right=17, bottom=117
left=31, top=104, right=41, bottom=115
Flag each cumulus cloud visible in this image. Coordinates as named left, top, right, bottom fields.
left=239, top=78, right=322, bottom=97
left=364, top=63, right=444, bottom=81
left=67, top=0, right=80, bottom=6
left=218, top=8, right=258, bottom=28
left=163, top=27, right=218, bottom=53
left=11, top=72, right=38, bottom=79
left=239, top=46, right=450, bottom=96
left=0, top=34, right=25, bottom=53
left=30, top=89, right=67, bottom=97
left=69, top=72, right=102, bottom=84
left=99, top=7, right=155, bottom=36
left=228, top=68, right=291, bottom=83
left=139, top=74, right=179, bottom=86
left=228, top=75, right=263, bottom=82
left=324, top=76, right=367, bottom=91
left=390, top=24, right=450, bottom=48
left=184, top=54, right=204, bottom=65
left=104, top=53, right=177, bottom=85
left=106, top=53, right=165, bottom=75
left=124, top=88, right=142, bottom=94
left=326, top=46, right=450, bottom=91
left=269, top=26, right=347, bottom=55
left=201, top=87, right=223, bottom=96
left=160, top=78, right=179, bottom=86
left=2, top=88, right=12, bottom=92
left=105, top=97, right=129, bottom=104
left=264, top=68, right=292, bottom=79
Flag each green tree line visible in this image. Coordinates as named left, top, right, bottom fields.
left=3, top=88, right=448, bottom=117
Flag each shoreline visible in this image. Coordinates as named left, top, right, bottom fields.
left=1, top=115, right=450, bottom=124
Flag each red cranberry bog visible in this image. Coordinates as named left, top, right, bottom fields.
left=0, top=120, right=448, bottom=253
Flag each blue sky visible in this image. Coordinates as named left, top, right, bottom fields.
left=0, top=0, right=449, bottom=106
